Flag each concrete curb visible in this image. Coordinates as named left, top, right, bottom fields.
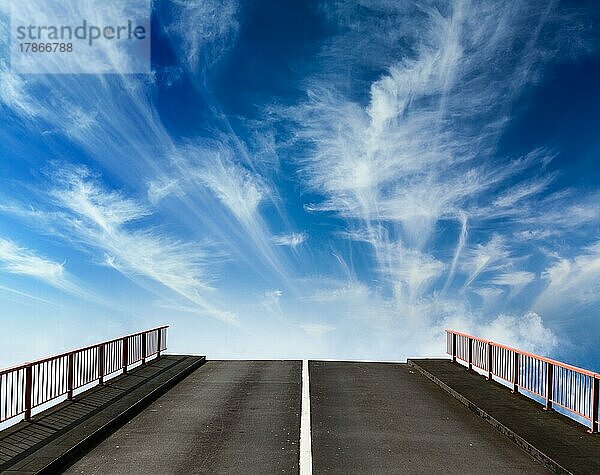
left=407, top=359, right=571, bottom=475
left=37, top=355, right=206, bottom=475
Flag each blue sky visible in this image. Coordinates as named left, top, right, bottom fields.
left=0, top=0, right=599, bottom=367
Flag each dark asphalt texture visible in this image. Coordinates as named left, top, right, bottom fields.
left=411, top=359, right=600, bottom=474
left=309, top=361, right=548, bottom=474
left=65, top=360, right=302, bottom=475
left=0, top=355, right=204, bottom=474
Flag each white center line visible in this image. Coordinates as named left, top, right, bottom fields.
left=300, top=359, right=313, bottom=475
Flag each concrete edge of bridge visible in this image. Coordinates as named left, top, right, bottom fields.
left=37, top=355, right=207, bottom=475
left=407, top=359, right=571, bottom=475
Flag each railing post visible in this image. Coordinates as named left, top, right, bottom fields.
left=467, top=338, right=472, bottom=371
left=486, top=342, right=493, bottom=381
left=451, top=333, right=456, bottom=363
left=122, top=337, right=128, bottom=375
left=544, top=363, right=553, bottom=411
left=24, top=364, right=33, bottom=422
left=157, top=329, right=162, bottom=358
left=67, top=353, right=74, bottom=400
left=98, top=344, right=105, bottom=385
left=590, top=377, right=599, bottom=434
left=512, top=352, right=519, bottom=393
left=142, top=332, right=147, bottom=365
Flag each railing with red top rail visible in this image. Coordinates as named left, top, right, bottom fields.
left=0, top=326, right=168, bottom=424
left=446, top=329, right=599, bottom=433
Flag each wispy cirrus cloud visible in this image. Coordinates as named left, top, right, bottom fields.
left=164, top=0, right=239, bottom=71
left=535, top=242, right=600, bottom=317
left=461, top=235, right=511, bottom=289
left=0, top=283, right=58, bottom=306
left=0, top=72, right=39, bottom=118
left=0, top=0, right=598, bottom=363
left=0, top=0, right=299, bottom=314
left=48, top=166, right=237, bottom=323
left=0, top=166, right=238, bottom=323
left=0, top=237, right=84, bottom=298
left=0, top=238, right=64, bottom=281
left=272, top=0, right=595, bottom=351
left=196, top=157, right=266, bottom=225
left=272, top=232, right=307, bottom=248
left=489, top=271, right=536, bottom=288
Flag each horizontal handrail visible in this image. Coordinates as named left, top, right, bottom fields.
left=0, top=326, right=169, bottom=377
left=446, top=329, right=599, bottom=378
left=446, top=329, right=599, bottom=433
left=0, top=326, right=168, bottom=425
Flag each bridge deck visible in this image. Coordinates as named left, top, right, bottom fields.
left=310, top=361, right=546, bottom=474
left=65, top=360, right=302, bottom=474
left=2, top=359, right=578, bottom=473
left=65, top=360, right=545, bottom=474
left=0, top=355, right=204, bottom=473
left=410, top=358, right=600, bottom=474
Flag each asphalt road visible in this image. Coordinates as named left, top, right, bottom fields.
left=65, top=360, right=302, bottom=475
left=64, top=360, right=549, bottom=474
left=309, top=361, right=548, bottom=474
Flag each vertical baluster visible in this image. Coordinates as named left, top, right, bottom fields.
left=467, top=338, right=472, bottom=371
left=67, top=354, right=74, bottom=400
left=122, top=337, right=128, bottom=375
left=545, top=362, right=553, bottom=411
left=24, top=364, right=32, bottom=421
left=142, top=332, right=147, bottom=364
left=512, top=352, right=519, bottom=393
left=98, top=344, right=105, bottom=385
left=589, top=376, right=598, bottom=433
left=567, top=370, right=571, bottom=411
left=487, top=342, right=492, bottom=380
left=451, top=333, right=456, bottom=363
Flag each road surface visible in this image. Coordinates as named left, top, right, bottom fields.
left=66, top=360, right=301, bottom=474
left=66, top=360, right=547, bottom=474
left=309, top=361, right=547, bottom=474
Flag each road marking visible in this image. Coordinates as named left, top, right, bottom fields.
left=300, top=359, right=313, bottom=475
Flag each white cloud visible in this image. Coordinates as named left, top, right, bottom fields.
left=535, top=242, right=600, bottom=316
left=262, top=289, right=283, bottom=309
left=0, top=0, right=595, bottom=362
left=386, top=246, right=445, bottom=303
left=52, top=167, right=151, bottom=233
left=158, top=143, right=299, bottom=289
left=0, top=72, right=40, bottom=118
left=492, top=177, right=554, bottom=209
left=443, top=212, right=468, bottom=292
left=272, top=232, right=307, bottom=248
left=262, top=1, right=583, bottom=361
left=147, top=178, right=181, bottom=205
left=476, top=312, right=558, bottom=355
left=473, top=287, right=504, bottom=300
left=197, top=158, right=266, bottom=225
left=489, top=271, right=535, bottom=287
left=283, top=1, right=566, bottom=313
left=0, top=238, right=64, bottom=281
left=461, top=235, right=510, bottom=288
left=304, top=281, right=370, bottom=304
left=49, top=167, right=237, bottom=323
left=0, top=283, right=58, bottom=306
left=165, top=0, right=239, bottom=70
left=0, top=237, right=84, bottom=298
left=514, top=229, right=557, bottom=241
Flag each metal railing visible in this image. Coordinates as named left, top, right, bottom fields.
left=446, top=329, right=599, bottom=433
left=0, top=326, right=168, bottom=424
